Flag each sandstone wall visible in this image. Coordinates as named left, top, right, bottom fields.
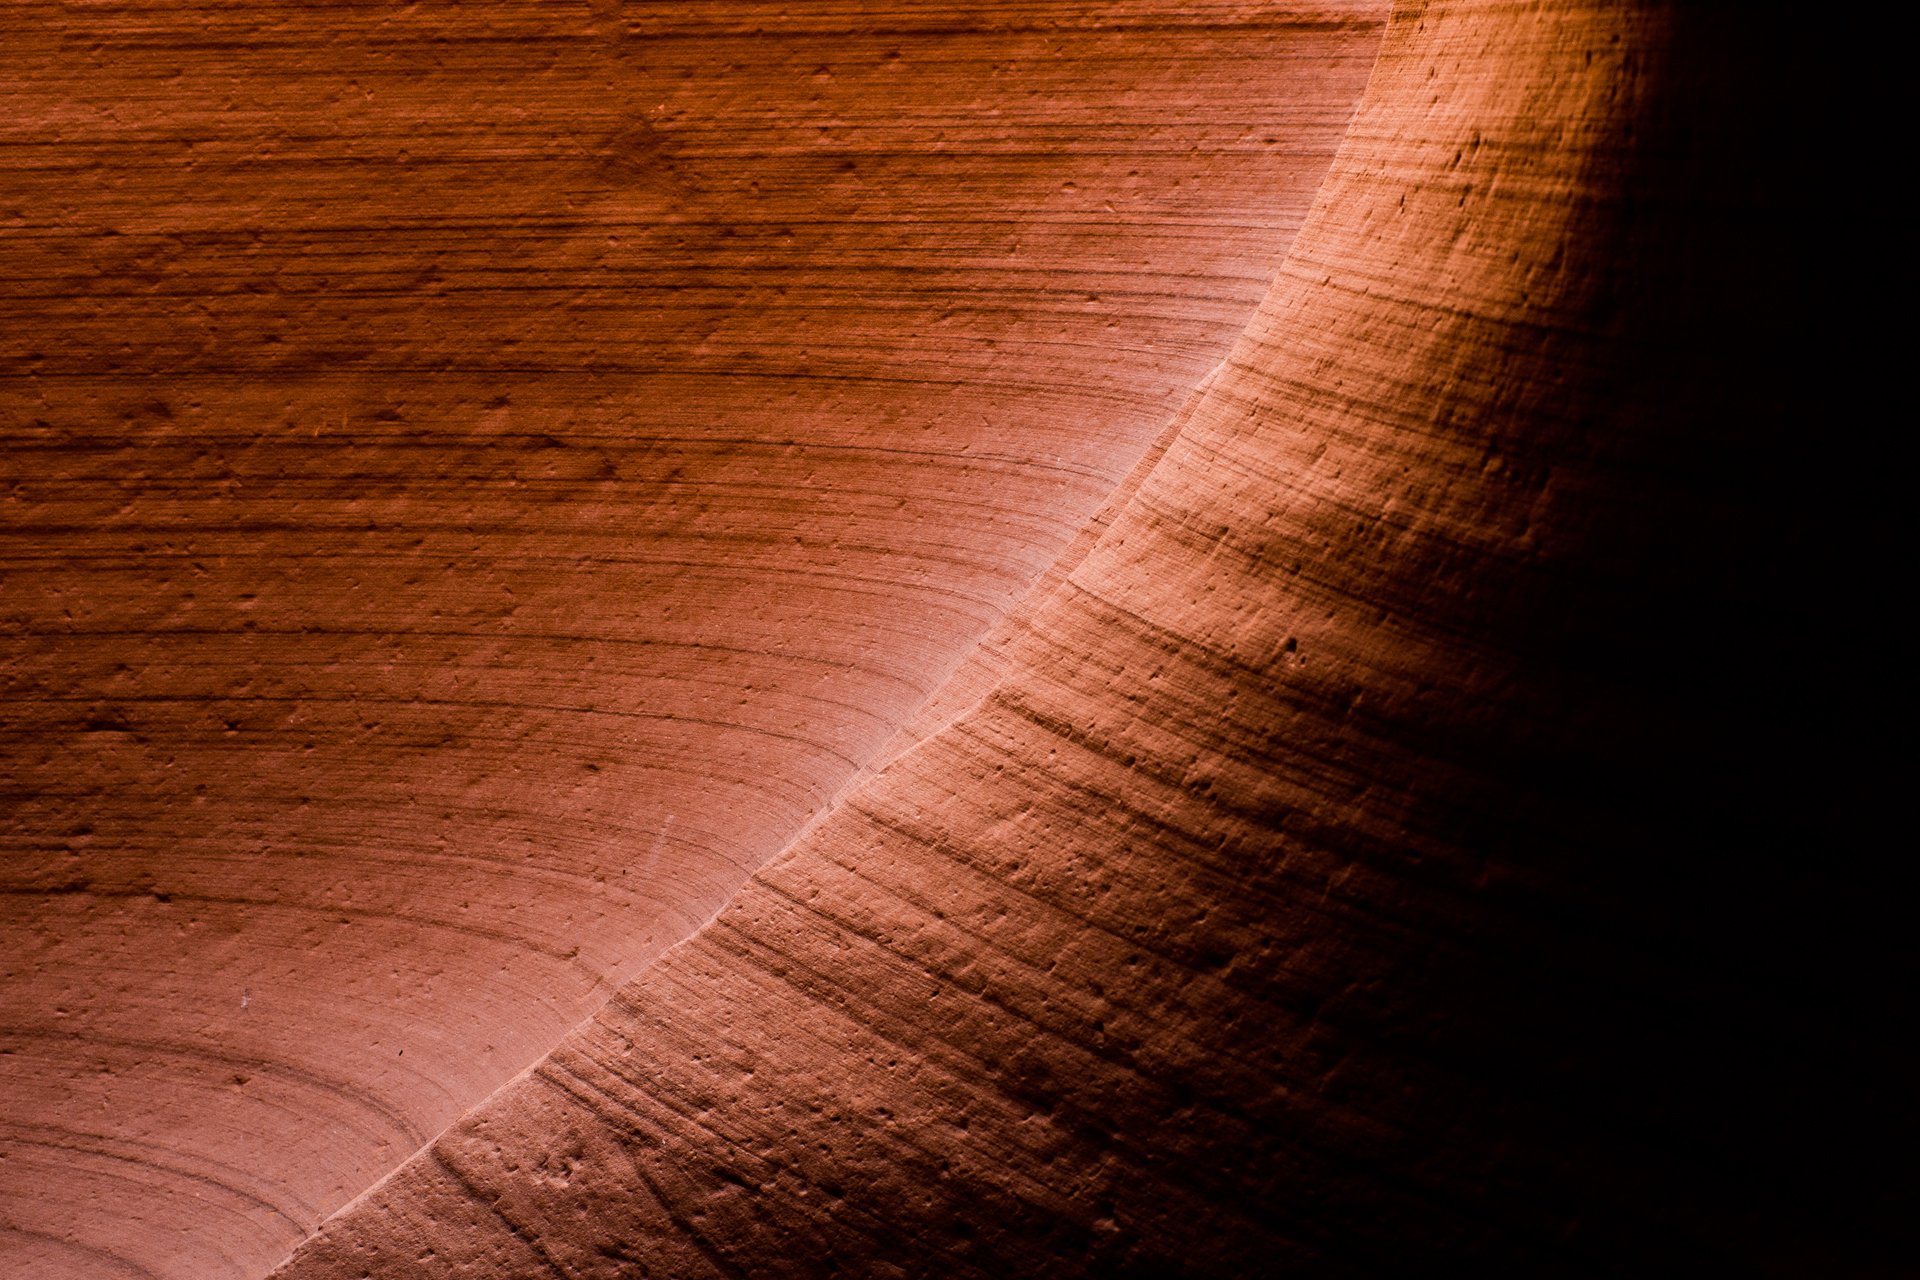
left=0, top=5, right=1383, bottom=1275
left=274, top=1, right=1896, bottom=1275
left=7, top=1, right=1895, bottom=1276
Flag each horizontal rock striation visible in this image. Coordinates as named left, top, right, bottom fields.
left=0, top=4, right=1385, bottom=1276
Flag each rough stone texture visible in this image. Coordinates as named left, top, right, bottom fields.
left=0, top=4, right=1385, bottom=1276
left=268, top=1, right=1901, bottom=1276
left=8, top=0, right=1901, bottom=1277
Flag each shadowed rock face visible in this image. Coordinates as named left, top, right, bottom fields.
left=3, top=1, right=1897, bottom=1277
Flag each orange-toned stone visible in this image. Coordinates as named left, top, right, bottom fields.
left=0, top=4, right=1383, bottom=1276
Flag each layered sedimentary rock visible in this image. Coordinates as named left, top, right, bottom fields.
left=0, top=5, right=1385, bottom=1276
left=8, top=0, right=1896, bottom=1276
left=273, top=1, right=1896, bottom=1275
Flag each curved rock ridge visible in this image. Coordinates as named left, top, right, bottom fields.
left=0, top=4, right=1388, bottom=1276
left=272, top=0, right=1896, bottom=1275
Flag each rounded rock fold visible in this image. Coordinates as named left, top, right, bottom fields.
left=270, top=0, right=1896, bottom=1275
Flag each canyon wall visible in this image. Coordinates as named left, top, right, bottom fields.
left=0, top=4, right=1384, bottom=1275
left=274, top=1, right=1898, bottom=1275
left=7, top=0, right=1896, bottom=1276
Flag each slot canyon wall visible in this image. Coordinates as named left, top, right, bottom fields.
left=2, top=1, right=1898, bottom=1277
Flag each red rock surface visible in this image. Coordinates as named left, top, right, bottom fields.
left=4, top=0, right=1898, bottom=1276
left=1, top=3, right=1383, bottom=1274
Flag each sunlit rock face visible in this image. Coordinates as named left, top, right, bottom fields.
left=3, top=1, right=1893, bottom=1277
